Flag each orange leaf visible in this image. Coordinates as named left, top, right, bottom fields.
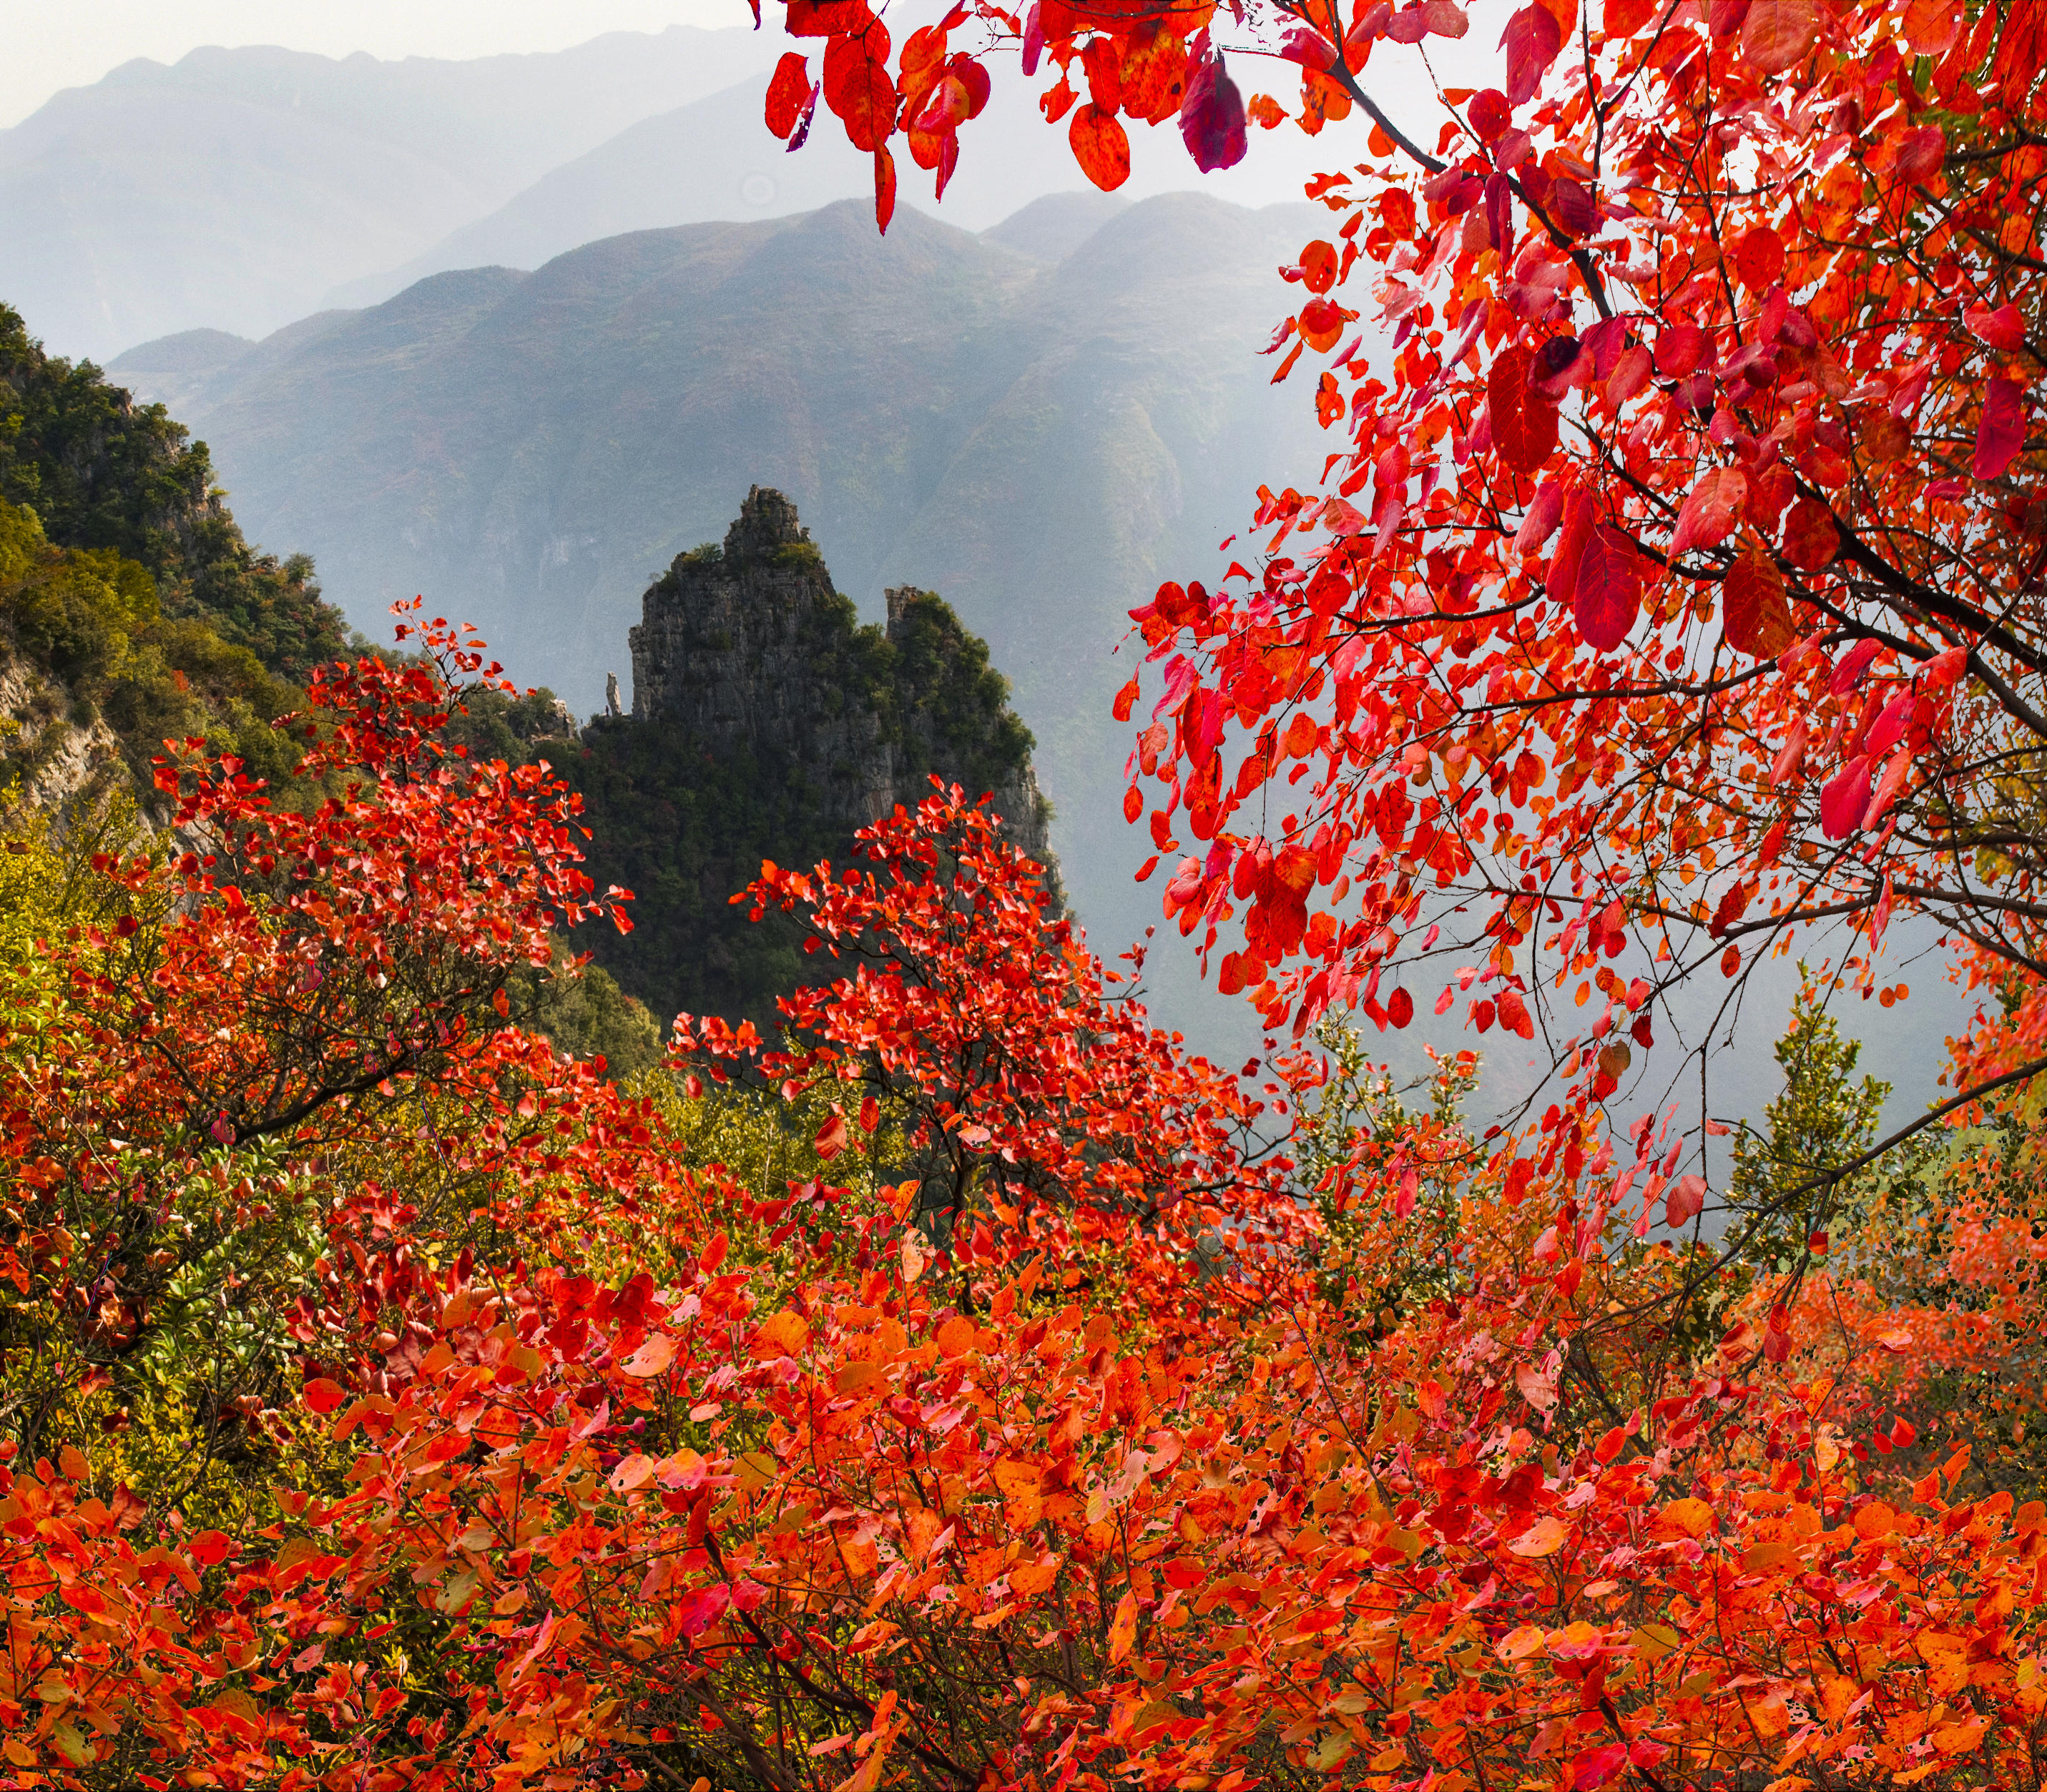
left=622, top=1334, right=677, bottom=1377
left=1901, top=0, right=1960, bottom=55
left=1069, top=103, right=1132, bottom=191
left=1654, top=1496, right=1714, bottom=1537
left=1107, top=1590, right=1140, bottom=1660
left=757, top=1308, right=810, bottom=1358
left=1509, top=1513, right=1570, bottom=1556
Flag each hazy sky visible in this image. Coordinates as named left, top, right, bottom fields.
left=3, top=0, right=757, bottom=127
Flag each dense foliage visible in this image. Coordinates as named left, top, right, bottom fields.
left=14, top=0, right=2047, bottom=1781
left=3, top=618, right=2047, bottom=1792
left=0, top=307, right=360, bottom=809
left=0, top=304, right=351, bottom=681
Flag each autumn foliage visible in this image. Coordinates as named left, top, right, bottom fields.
left=0, top=594, right=2036, bottom=1792
left=11, top=0, right=2047, bottom=1781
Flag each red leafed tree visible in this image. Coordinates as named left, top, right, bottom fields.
left=761, top=0, right=2047, bottom=1259
left=679, top=787, right=1306, bottom=1318
left=11, top=677, right=2047, bottom=1790
left=127, top=599, right=631, bottom=1148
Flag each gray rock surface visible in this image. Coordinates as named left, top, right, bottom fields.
left=629, top=486, right=1056, bottom=876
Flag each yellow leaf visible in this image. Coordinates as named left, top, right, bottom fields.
left=436, top=1567, right=481, bottom=1615
left=735, top=1449, right=779, bottom=1494
left=1307, top=1732, right=1355, bottom=1771
left=1631, top=1623, right=1682, bottom=1662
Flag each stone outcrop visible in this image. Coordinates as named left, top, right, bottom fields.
left=625, top=486, right=1057, bottom=878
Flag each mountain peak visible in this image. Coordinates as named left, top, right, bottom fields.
left=725, top=485, right=808, bottom=562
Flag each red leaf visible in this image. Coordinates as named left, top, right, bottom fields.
left=1829, top=637, right=1880, bottom=695
left=824, top=36, right=898, bottom=151
left=1974, top=377, right=2026, bottom=481
left=303, top=1377, right=345, bottom=1414
left=1571, top=1743, right=1631, bottom=1791
left=1123, top=785, right=1143, bottom=822
left=1782, top=496, right=1840, bottom=569
left=1496, top=988, right=1535, bottom=1038
left=1069, top=102, right=1132, bottom=191
left=1547, top=486, right=1596, bottom=611
left=1500, top=4, right=1562, bottom=104
left=1740, top=0, right=1817, bottom=72
left=1734, top=225, right=1785, bottom=289
left=786, top=0, right=874, bottom=34
left=1965, top=302, right=2025, bottom=351
left=1665, top=1174, right=1706, bottom=1229
left=766, top=53, right=813, bottom=138
left=1574, top=525, right=1642, bottom=651
left=1112, top=676, right=1139, bottom=721
left=189, top=1530, right=233, bottom=1567
left=1820, top=754, right=1873, bottom=838
left=874, top=144, right=898, bottom=232
left=1387, top=986, right=1414, bottom=1028
left=1669, top=466, right=1747, bottom=558
left=1654, top=323, right=1709, bottom=378
left=1724, top=543, right=1796, bottom=656
left=1489, top=345, right=1558, bottom=474
left=815, top=1111, right=850, bottom=1159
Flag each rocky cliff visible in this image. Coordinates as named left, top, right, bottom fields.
left=626, top=486, right=1055, bottom=868
left=554, top=487, right=1058, bottom=1030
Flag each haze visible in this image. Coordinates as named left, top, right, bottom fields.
left=2, top=0, right=750, bottom=127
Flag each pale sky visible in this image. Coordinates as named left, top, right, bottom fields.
left=2, top=0, right=758, bottom=127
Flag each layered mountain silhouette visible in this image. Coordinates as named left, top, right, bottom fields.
left=4, top=25, right=1483, bottom=360
left=0, top=28, right=777, bottom=358
left=107, top=192, right=1325, bottom=1060
left=318, top=73, right=1370, bottom=314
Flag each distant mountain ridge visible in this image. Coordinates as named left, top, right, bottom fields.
left=0, top=29, right=776, bottom=359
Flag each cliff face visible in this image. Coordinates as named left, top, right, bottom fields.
left=553, top=487, right=1059, bottom=1031
left=626, top=485, right=1056, bottom=871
